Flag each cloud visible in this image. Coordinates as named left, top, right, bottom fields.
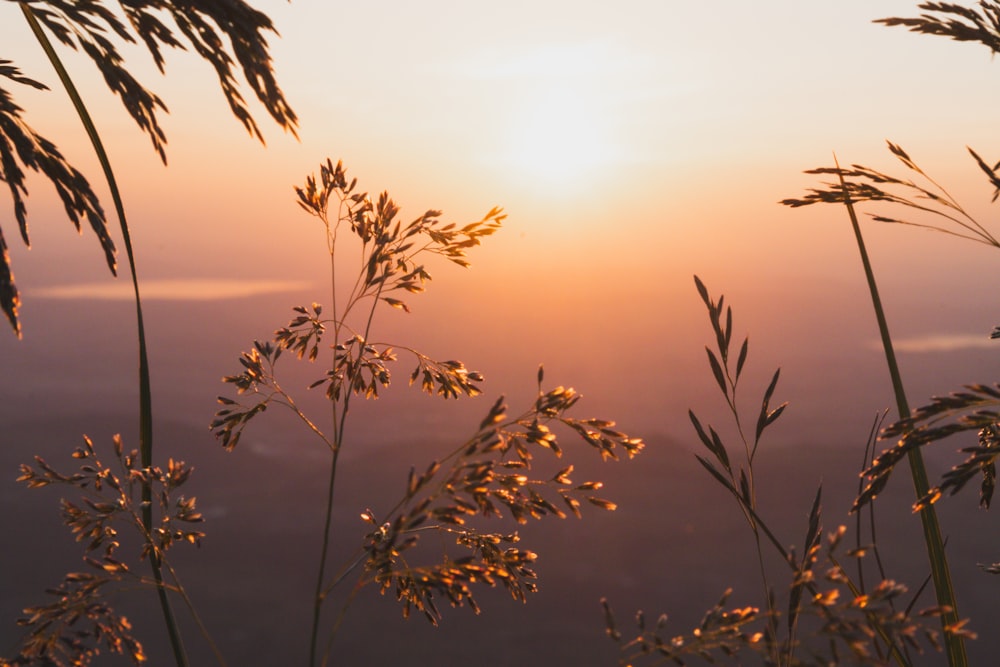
left=29, top=279, right=311, bottom=301
left=876, top=334, right=998, bottom=353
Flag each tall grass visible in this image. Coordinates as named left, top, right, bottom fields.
left=7, top=1, right=1000, bottom=665
left=2, top=6, right=645, bottom=664
left=604, top=278, right=942, bottom=666
left=211, top=159, right=644, bottom=665
left=604, top=2, right=1000, bottom=665
left=16, top=7, right=182, bottom=661
left=3, top=2, right=293, bottom=665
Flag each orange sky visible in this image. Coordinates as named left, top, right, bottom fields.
left=3, top=2, right=998, bottom=269
left=1, top=1, right=998, bottom=434
left=4, top=8, right=1000, bottom=663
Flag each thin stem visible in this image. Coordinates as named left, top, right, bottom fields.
left=313, top=274, right=387, bottom=657
left=717, top=479, right=909, bottom=667
left=158, top=556, right=228, bottom=667
left=835, top=157, right=966, bottom=667
left=320, top=579, right=364, bottom=667
left=308, top=446, right=340, bottom=667
left=308, top=209, right=343, bottom=667
left=310, top=196, right=385, bottom=665
left=323, top=551, right=368, bottom=598
left=19, top=6, right=188, bottom=666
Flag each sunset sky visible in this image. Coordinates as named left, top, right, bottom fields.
left=1, top=0, right=998, bottom=431
left=4, top=3, right=1000, bottom=664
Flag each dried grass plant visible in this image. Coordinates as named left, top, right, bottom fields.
left=211, top=159, right=644, bottom=666
left=11, top=1, right=1000, bottom=666
left=4, top=1, right=286, bottom=665
left=2, top=5, right=648, bottom=665
left=604, top=281, right=949, bottom=666
left=603, top=3, right=1000, bottom=666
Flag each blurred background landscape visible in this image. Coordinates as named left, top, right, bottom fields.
left=1, top=1, right=998, bottom=664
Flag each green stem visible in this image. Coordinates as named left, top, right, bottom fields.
left=835, top=158, right=966, bottom=667
left=19, top=6, right=188, bottom=666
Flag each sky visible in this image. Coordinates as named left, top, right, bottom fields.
left=3, top=2, right=1000, bottom=664
left=2, top=3, right=998, bottom=274
left=0, top=0, right=998, bottom=463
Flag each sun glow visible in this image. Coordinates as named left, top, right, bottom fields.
left=483, top=43, right=633, bottom=195
left=504, top=84, right=617, bottom=192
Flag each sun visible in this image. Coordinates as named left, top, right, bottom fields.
left=466, top=41, right=637, bottom=196
left=503, top=85, right=611, bottom=191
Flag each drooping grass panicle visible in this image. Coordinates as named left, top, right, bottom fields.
left=0, top=59, right=113, bottom=336
left=854, top=384, right=1000, bottom=515
left=340, top=381, right=642, bottom=636
left=11, top=434, right=223, bottom=667
left=875, top=2, right=1000, bottom=56
left=22, top=0, right=298, bottom=156
left=215, top=161, right=639, bottom=666
left=781, top=141, right=1000, bottom=248
left=603, top=521, right=943, bottom=667
left=2, top=0, right=298, bottom=335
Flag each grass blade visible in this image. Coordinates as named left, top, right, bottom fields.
left=19, top=6, right=188, bottom=665
left=834, top=155, right=966, bottom=667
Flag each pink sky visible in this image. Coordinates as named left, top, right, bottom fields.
left=1, top=0, right=998, bottom=432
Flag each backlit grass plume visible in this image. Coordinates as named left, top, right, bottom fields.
left=212, top=160, right=643, bottom=667
left=781, top=141, right=1000, bottom=248
left=603, top=279, right=946, bottom=666
left=876, top=2, right=1000, bottom=56
left=856, top=385, right=1000, bottom=516
left=12, top=434, right=218, bottom=666
left=6, top=3, right=297, bottom=664
left=1, top=0, right=298, bottom=335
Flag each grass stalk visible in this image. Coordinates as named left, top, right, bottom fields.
left=18, top=6, right=188, bottom=665
left=309, top=448, right=340, bottom=667
left=308, top=209, right=344, bottom=667
left=834, top=157, right=966, bottom=667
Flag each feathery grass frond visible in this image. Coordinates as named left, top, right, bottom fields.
left=876, top=2, right=1000, bottom=56
left=2, top=0, right=297, bottom=335
left=214, top=161, right=642, bottom=664
left=781, top=141, right=1000, bottom=248
left=354, top=384, right=641, bottom=627
left=604, top=525, right=946, bottom=666
left=10, top=434, right=217, bottom=666
left=855, top=385, right=1000, bottom=514
left=0, top=60, right=113, bottom=335
left=20, top=0, right=298, bottom=156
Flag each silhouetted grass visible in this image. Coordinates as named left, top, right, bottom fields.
left=604, top=3, right=1000, bottom=666
left=212, top=160, right=643, bottom=666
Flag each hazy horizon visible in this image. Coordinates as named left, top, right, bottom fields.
left=2, top=1, right=999, bottom=664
